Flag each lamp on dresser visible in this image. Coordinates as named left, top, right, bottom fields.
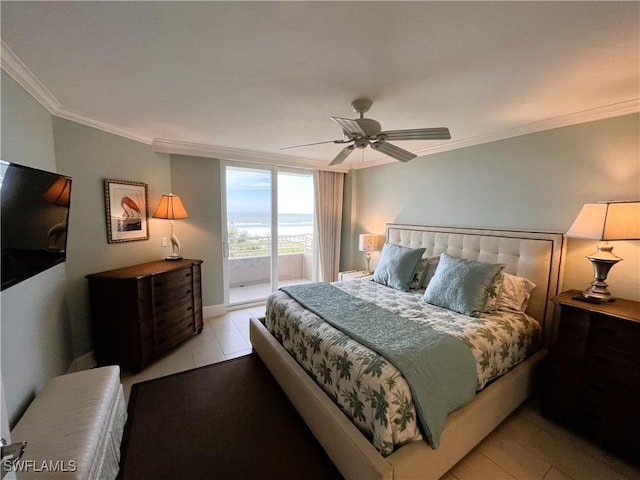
left=153, top=193, right=190, bottom=261
left=358, top=233, right=379, bottom=275
left=565, top=200, right=640, bottom=302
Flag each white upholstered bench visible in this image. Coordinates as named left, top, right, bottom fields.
left=10, top=366, right=127, bottom=479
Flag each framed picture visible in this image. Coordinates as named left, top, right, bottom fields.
left=104, top=179, right=149, bottom=243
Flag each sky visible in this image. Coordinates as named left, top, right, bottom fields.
left=226, top=167, right=313, bottom=215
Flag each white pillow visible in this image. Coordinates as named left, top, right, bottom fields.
left=496, top=272, right=536, bottom=313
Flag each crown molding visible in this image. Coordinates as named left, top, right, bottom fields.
left=1, top=41, right=152, bottom=145
left=55, top=106, right=153, bottom=145
left=410, top=98, right=640, bottom=159
left=1, top=41, right=61, bottom=114
left=151, top=138, right=350, bottom=172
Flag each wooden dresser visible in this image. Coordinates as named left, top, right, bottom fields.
left=86, top=259, right=203, bottom=371
left=542, top=290, right=640, bottom=458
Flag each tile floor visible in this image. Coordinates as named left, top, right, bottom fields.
left=121, top=306, right=640, bottom=480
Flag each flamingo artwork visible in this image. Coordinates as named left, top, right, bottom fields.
left=121, top=196, right=142, bottom=218
left=106, top=180, right=149, bottom=242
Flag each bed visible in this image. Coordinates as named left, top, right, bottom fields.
left=250, top=224, right=565, bottom=480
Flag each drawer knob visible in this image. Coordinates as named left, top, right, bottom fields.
left=594, top=355, right=611, bottom=365
left=186, top=289, right=192, bottom=295
left=187, top=306, right=192, bottom=311
left=185, top=273, right=192, bottom=278
left=157, top=320, right=165, bottom=326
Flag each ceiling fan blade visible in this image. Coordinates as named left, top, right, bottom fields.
left=381, top=127, right=451, bottom=141
left=331, top=117, right=366, bottom=136
left=329, top=144, right=356, bottom=166
left=370, top=140, right=417, bottom=162
left=280, top=139, right=345, bottom=151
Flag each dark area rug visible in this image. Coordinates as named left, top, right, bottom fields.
left=118, top=353, right=343, bottom=480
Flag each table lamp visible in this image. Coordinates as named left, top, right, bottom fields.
left=565, top=200, right=640, bottom=302
left=358, top=233, right=379, bottom=274
left=153, top=193, right=189, bottom=261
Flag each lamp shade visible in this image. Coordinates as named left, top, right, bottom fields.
left=565, top=201, right=640, bottom=240
left=358, top=234, right=379, bottom=252
left=42, top=177, right=72, bottom=207
left=152, top=194, right=189, bottom=220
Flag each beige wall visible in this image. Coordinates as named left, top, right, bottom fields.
left=52, top=117, right=173, bottom=358
left=1, top=72, right=73, bottom=425
left=169, top=154, right=224, bottom=307
left=345, top=113, right=639, bottom=301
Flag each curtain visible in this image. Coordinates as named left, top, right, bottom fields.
left=313, top=170, right=345, bottom=282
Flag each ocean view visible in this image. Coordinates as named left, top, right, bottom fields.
left=228, top=212, right=313, bottom=237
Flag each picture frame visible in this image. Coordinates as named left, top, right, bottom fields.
left=104, top=179, right=149, bottom=243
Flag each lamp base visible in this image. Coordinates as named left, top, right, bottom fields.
left=363, top=253, right=372, bottom=275
left=581, top=245, right=621, bottom=302
left=579, top=286, right=615, bottom=303
left=164, top=254, right=183, bottom=261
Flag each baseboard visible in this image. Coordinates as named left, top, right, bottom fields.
left=203, top=303, right=226, bottom=318
left=67, top=305, right=225, bottom=374
left=67, top=351, right=97, bottom=373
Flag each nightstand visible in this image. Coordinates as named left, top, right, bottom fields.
left=542, top=290, right=640, bottom=458
left=338, top=269, right=373, bottom=281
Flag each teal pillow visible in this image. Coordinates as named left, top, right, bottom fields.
left=373, top=242, right=426, bottom=292
left=423, top=253, right=505, bottom=317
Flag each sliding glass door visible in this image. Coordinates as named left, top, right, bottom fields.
left=223, top=163, right=316, bottom=307
left=276, top=170, right=315, bottom=290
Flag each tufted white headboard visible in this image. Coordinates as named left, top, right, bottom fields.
left=386, top=224, right=566, bottom=332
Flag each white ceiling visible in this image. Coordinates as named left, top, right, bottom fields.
left=1, top=1, right=638, bottom=171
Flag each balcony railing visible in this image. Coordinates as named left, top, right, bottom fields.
left=228, top=233, right=313, bottom=258
left=228, top=233, right=315, bottom=292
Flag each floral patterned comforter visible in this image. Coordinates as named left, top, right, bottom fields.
left=265, top=279, right=541, bottom=456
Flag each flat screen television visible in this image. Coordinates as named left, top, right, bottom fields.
left=1, top=160, right=72, bottom=291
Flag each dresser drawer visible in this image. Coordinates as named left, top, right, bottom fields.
left=557, top=306, right=590, bottom=335
left=151, top=284, right=196, bottom=313
left=587, top=347, right=640, bottom=391
left=151, top=267, right=195, bottom=295
left=156, top=316, right=197, bottom=353
left=578, top=406, right=640, bottom=456
left=138, top=319, right=154, bottom=341
left=592, top=314, right=640, bottom=352
left=155, top=299, right=195, bottom=331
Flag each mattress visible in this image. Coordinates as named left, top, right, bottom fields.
left=265, top=279, right=542, bottom=456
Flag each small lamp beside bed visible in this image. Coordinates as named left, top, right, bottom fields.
left=566, top=200, right=640, bottom=302
left=358, top=233, right=379, bottom=274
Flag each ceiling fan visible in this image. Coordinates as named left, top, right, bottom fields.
left=282, top=98, right=451, bottom=166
